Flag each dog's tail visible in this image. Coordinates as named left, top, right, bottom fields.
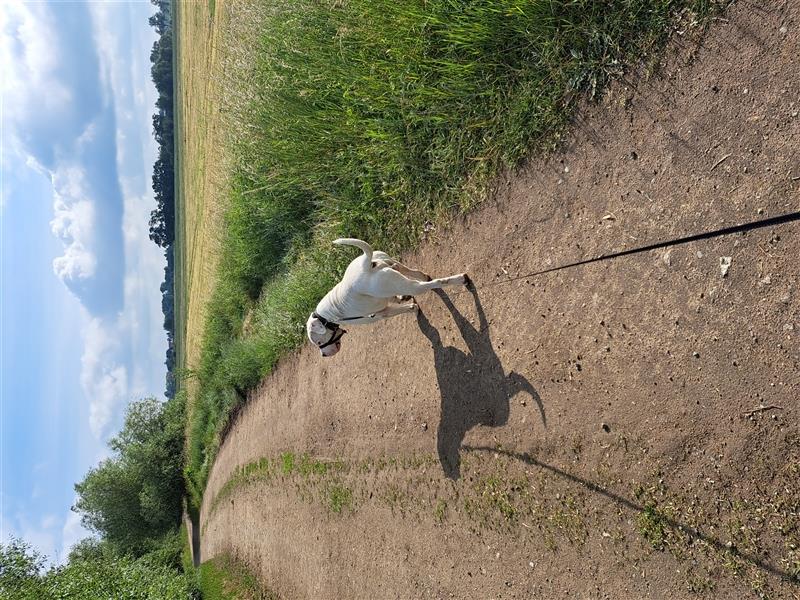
left=333, top=238, right=373, bottom=262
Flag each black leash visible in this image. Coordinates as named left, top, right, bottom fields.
left=478, top=210, right=800, bottom=288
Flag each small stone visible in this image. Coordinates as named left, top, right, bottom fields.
left=696, top=250, right=703, bottom=258
left=662, top=250, right=672, bottom=266
left=693, top=352, right=700, bottom=358
left=520, top=399, right=527, bottom=406
left=780, top=25, right=788, bottom=34
left=421, top=422, right=428, bottom=431
left=783, top=323, right=794, bottom=331
left=719, top=256, right=732, bottom=278
left=757, top=208, right=764, bottom=214
left=564, top=166, right=570, bottom=173
left=601, top=423, right=611, bottom=433
left=760, top=275, right=772, bottom=285
left=529, top=561, right=535, bottom=568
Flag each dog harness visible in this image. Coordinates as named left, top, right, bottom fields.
left=313, top=307, right=381, bottom=348
left=312, top=311, right=348, bottom=349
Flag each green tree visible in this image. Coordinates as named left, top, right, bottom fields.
left=66, top=538, right=112, bottom=564
left=44, top=553, right=194, bottom=599
left=0, top=538, right=46, bottom=599
left=73, top=397, right=186, bottom=557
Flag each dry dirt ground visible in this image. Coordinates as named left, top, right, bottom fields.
left=199, top=2, right=799, bottom=598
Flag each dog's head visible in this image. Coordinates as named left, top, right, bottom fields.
left=306, top=313, right=344, bottom=357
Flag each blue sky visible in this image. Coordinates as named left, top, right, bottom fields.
left=1, top=0, right=166, bottom=562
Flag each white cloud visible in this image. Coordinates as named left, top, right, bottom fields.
left=76, top=121, right=98, bottom=149
left=12, top=512, right=59, bottom=564
left=80, top=318, right=129, bottom=438
left=51, top=234, right=96, bottom=281
left=48, top=166, right=97, bottom=281
left=2, top=506, right=93, bottom=566
left=86, top=1, right=167, bottom=403
left=60, top=506, right=90, bottom=562
left=0, top=1, right=71, bottom=132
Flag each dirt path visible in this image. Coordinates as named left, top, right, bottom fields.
left=200, top=2, right=799, bottom=598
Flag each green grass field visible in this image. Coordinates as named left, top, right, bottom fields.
left=176, top=0, right=724, bottom=513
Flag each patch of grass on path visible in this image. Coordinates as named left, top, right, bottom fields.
left=184, top=0, right=726, bottom=511
left=209, top=448, right=800, bottom=596
left=198, top=554, right=278, bottom=600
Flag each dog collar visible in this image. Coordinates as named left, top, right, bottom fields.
left=312, top=311, right=336, bottom=330
left=313, top=312, right=347, bottom=349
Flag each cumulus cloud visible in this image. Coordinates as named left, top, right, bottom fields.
left=80, top=318, right=129, bottom=438
left=2, top=2, right=116, bottom=305
left=0, top=1, right=71, bottom=122
left=49, top=165, right=97, bottom=281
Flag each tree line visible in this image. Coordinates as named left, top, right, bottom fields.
left=149, top=0, right=177, bottom=399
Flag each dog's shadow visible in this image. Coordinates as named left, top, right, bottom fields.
left=416, top=285, right=545, bottom=479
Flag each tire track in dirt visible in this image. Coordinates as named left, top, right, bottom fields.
left=201, top=2, right=800, bottom=597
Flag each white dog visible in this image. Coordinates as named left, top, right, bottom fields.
left=307, top=238, right=469, bottom=357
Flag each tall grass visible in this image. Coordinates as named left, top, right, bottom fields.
left=184, top=0, right=723, bottom=510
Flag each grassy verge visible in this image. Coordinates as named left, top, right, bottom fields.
left=182, top=520, right=275, bottom=599
left=197, top=554, right=278, bottom=600
left=182, top=0, right=726, bottom=511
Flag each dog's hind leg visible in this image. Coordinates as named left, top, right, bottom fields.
left=372, top=252, right=431, bottom=282
left=369, top=269, right=468, bottom=298
left=390, top=261, right=431, bottom=282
